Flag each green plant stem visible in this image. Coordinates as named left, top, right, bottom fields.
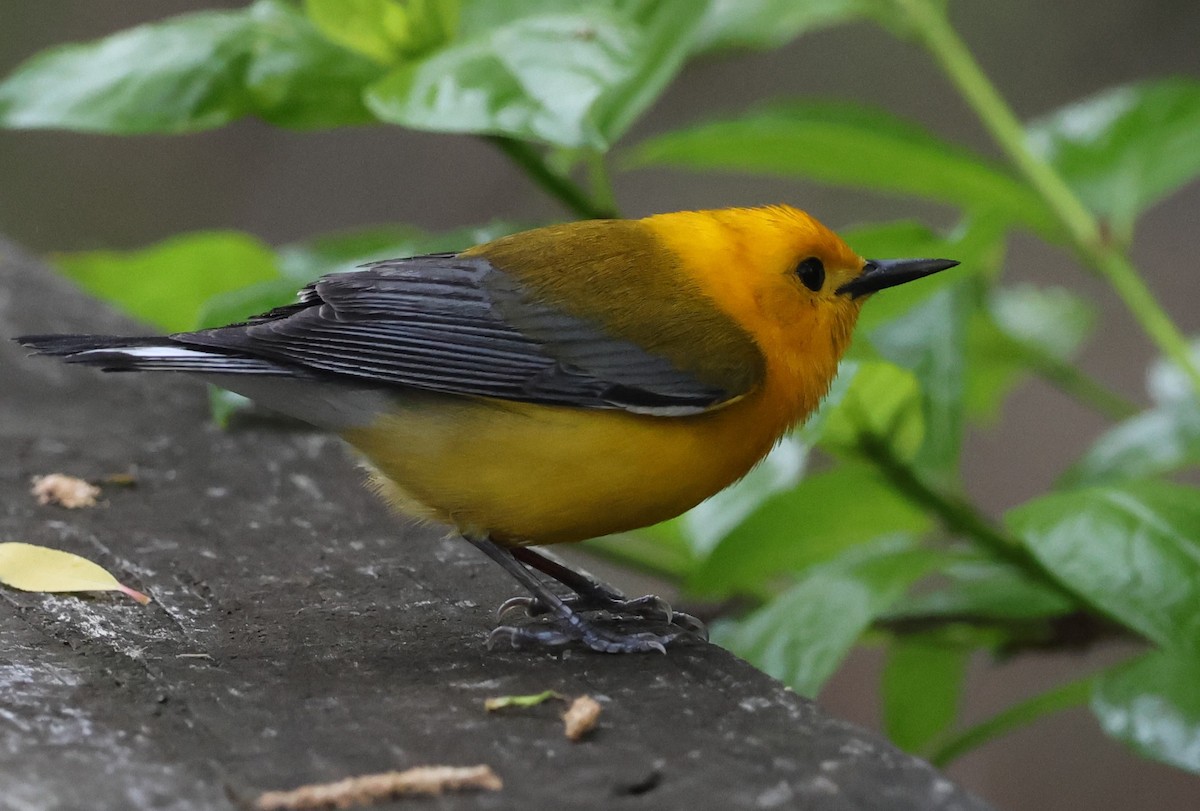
left=928, top=674, right=1094, bottom=766
left=892, top=0, right=1200, bottom=394
left=1032, top=357, right=1139, bottom=422
left=1002, top=336, right=1140, bottom=421
left=488, top=137, right=618, bottom=220
left=586, top=150, right=619, bottom=218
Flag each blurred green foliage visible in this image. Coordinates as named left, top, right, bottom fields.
left=4, top=0, right=1200, bottom=780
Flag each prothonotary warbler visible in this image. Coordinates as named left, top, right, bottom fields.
left=20, top=205, right=956, bottom=654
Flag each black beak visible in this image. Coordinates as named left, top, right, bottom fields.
left=836, top=258, right=959, bottom=298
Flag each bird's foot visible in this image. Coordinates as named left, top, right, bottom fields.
left=497, top=592, right=708, bottom=639
left=464, top=535, right=705, bottom=654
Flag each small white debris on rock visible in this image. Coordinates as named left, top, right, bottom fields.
left=30, top=474, right=100, bottom=509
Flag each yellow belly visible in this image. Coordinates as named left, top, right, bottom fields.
left=340, top=389, right=792, bottom=545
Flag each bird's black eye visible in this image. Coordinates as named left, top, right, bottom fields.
left=795, top=257, right=825, bottom=292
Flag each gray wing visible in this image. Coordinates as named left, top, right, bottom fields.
left=174, top=255, right=749, bottom=415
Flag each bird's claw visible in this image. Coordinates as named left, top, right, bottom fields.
left=498, top=591, right=683, bottom=624
left=488, top=592, right=706, bottom=653
left=487, top=621, right=676, bottom=654
left=496, top=596, right=537, bottom=619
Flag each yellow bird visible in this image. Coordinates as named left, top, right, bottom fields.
left=19, top=205, right=956, bottom=653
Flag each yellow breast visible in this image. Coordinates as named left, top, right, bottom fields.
left=342, top=374, right=815, bottom=544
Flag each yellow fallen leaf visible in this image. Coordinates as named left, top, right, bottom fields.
left=0, top=542, right=150, bottom=604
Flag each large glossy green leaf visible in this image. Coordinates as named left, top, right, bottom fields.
left=0, top=0, right=382, bottom=133
left=1028, top=79, right=1200, bottom=238
left=1007, top=481, right=1200, bottom=651
left=1093, top=651, right=1200, bottom=774
left=1065, top=342, right=1200, bottom=487
left=365, top=0, right=701, bottom=149
left=692, top=0, right=872, bottom=54
left=54, top=232, right=280, bottom=333
left=883, top=634, right=969, bottom=753
left=0, top=10, right=254, bottom=133
left=628, top=102, right=1057, bottom=235
left=714, top=536, right=939, bottom=697
left=690, top=462, right=932, bottom=598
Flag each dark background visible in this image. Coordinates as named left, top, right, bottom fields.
left=2, top=2, right=1198, bottom=809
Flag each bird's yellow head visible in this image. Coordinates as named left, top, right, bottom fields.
left=641, top=204, right=957, bottom=415
left=643, top=204, right=956, bottom=342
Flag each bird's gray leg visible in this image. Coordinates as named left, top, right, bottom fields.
left=465, top=535, right=692, bottom=654
left=504, top=545, right=708, bottom=637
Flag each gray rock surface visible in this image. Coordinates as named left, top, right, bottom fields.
left=0, top=239, right=994, bottom=811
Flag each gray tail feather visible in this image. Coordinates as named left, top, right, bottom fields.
left=16, top=334, right=294, bottom=375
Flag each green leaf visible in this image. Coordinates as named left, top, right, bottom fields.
left=869, top=284, right=970, bottom=476
left=1093, top=650, right=1200, bottom=774
left=245, top=0, right=385, bottom=128
left=628, top=102, right=1057, bottom=235
left=304, top=0, right=457, bottom=64
left=1028, top=78, right=1200, bottom=238
left=0, top=9, right=254, bottom=133
left=692, top=0, right=872, bottom=54
left=1065, top=408, right=1200, bottom=489
left=966, top=284, right=1096, bottom=419
left=883, top=634, right=968, bottom=753
left=1064, top=341, right=1200, bottom=486
left=990, top=284, right=1096, bottom=361
left=365, top=1, right=703, bottom=149
left=888, top=556, right=1076, bottom=621
left=672, top=435, right=808, bottom=559
left=714, top=536, right=938, bottom=697
left=690, top=462, right=932, bottom=598
left=1147, top=339, right=1200, bottom=409
left=1007, top=481, right=1200, bottom=651
left=54, top=232, right=280, bottom=333
left=818, top=360, right=925, bottom=461
left=0, top=1, right=384, bottom=133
